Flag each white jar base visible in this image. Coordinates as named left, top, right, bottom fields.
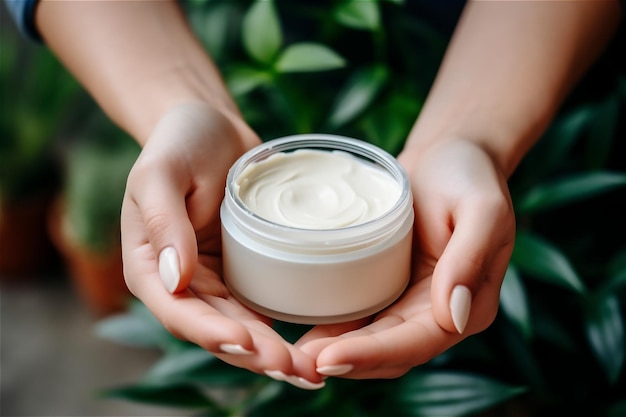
left=227, top=281, right=409, bottom=325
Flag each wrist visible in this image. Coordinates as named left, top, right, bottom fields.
left=399, top=135, right=513, bottom=182
left=36, top=0, right=243, bottom=147
left=401, top=112, right=545, bottom=179
left=112, top=64, right=241, bottom=147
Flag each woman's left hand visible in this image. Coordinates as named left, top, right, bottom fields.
left=296, top=139, right=515, bottom=379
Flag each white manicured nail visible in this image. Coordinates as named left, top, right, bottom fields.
left=264, top=370, right=289, bottom=382
left=219, top=344, right=254, bottom=355
left=158, top=247, right=180, bottom=293
left=264, top=371, right=325, bottom=390
left=450, top=285, right=472, bottom=334
left=285, top=376, right=326, bottom=390
left=316, top=364, right=354, bottom=376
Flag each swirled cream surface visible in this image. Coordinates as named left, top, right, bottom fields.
left=235, top=149, right=401, bottom=229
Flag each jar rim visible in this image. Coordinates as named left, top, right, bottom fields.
left=224, top=134, right=413, bottom=252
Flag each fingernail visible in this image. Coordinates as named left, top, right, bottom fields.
left=450, top=285, right=472, bottom=334
left=219, top=343, right=254, bottom=355
left=264, top=371, right=325, bottom=390
left=158, top=247, right=180, bottom=293
left=264, top=370, right=288, bottom=382
left=285, top=376, right=326, bottom=390
left=316, top=364, right=354, bottom=376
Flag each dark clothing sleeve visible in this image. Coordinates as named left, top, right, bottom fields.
left=4, top=0, right=42, bottom=41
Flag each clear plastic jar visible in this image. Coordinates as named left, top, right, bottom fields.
left=220, top=134, right=414, bottom=324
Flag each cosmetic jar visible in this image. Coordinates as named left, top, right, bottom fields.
left=220, top=134, right=414, bottom=324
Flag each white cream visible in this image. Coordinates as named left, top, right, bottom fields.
left=235, top=149, right=401, bottom=229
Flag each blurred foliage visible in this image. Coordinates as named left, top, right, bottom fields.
left=0, top=30, right=81, bottom=202
left=0, top=43, right=137, bottom=257
left=1, top=0, right=618, bottom=414
left=61, top=116, right=140, bottom=254
left=93, top=0, right=626, bottom=416
left=186, top=0, right=449, bottom=154
left=1, top=13, right=139, bottom=253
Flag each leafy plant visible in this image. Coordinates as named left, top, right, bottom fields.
left=62, top=117, right=140, bottom=254
left=97, top=1, right=626, bottom=416
left=0, top=31, right=82, bottom=203
left=186, top=0, right=445, bottom=152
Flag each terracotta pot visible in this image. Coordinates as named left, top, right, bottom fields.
left=47, top=197, right=130, bottom=317
left=0, top=192, right=58, bottom=278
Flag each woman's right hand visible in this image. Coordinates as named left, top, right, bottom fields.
left=121, top=102, right=325, bottom=390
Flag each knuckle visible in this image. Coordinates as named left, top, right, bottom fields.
left=126, top=153, right=163, bottom=189
left=142, top=208, right=172, bottom=244
left=469, top=191, right=516, bottom=236
left=475, top=190, right=511, bottom=215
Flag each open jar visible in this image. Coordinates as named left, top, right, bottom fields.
left=220, top=134, right=414, bottom=324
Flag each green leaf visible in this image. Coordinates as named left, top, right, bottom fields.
left=358, top=85, right=422, bottom=156
left=143, top=347, right=215, bottom=385
left=499, top=266, right=532, bottom=339
left=95, top=305, right=173, bottom=349
left=497, top=320, right=546, bottom=390
left=597, top=249, right=626, bottom=297
left=139, top=339, right=263, bottom=388
left=102, top=384, right=220, bottom=410
left=327, top=65, right=388, bottom=128
left=585, top=294, right=624, bottom=384
left=389, top=371, right=526, bottom=417
left=511, top=231, right=586, bottom=294
left=516, top=172, right=626, bottom=214
left=274, top=43, right=346, bottom=73
left=227, top=66, right=273, bottom=96
left=533, top=303, right=578, bottom=353
left=609, top=248, right=626, bottom=283
left=242, top=0, right=283, bottom=64
left=333, top=0, right=381, bottom=31
left=240, top=381, right=284, bottom=414
left=190, top=2, right=241, bottom=61
left=516, top=106, right=592, bottom=185
left=586, top=95, right=620, bottom=170
left=181, top=355, right=262, bottom=388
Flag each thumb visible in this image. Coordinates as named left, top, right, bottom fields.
left=129, top=164, right=198, bottom=294
left=430, top=198, right=514, bottom=335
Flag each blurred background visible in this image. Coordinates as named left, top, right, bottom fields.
left=1, top=1, right=625, bottom=416
left=0, top=3, right=192, bottom=416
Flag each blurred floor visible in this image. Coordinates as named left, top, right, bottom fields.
left=0, top=274, right=189, bottom=417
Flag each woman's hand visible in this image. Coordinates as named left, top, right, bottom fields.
left=121, top=102, right=325, bottom=389
left=297, top=139, right=515, bottom=379
left=295, top=0, right=621, bottom=380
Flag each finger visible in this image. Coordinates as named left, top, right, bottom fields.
left=193, top=292, right=324, bottom=387
left=431, top=191, right=515, bottom=335
left=294, top=318, right=371, bottom=348
left=125, top=161, right=197, bottom=293
left=124, top=243, right=253, bottom=351
left=220, top=321, right=325, bottom=389
left=297, top=282, right=438, bottom=378
left=126, top=253, right=314, bottom=383
left=123, top=241, right=321, bottom=387
left=308, top=317, right=460, bottom=380
left=300, top=276, right=489, bottom=380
